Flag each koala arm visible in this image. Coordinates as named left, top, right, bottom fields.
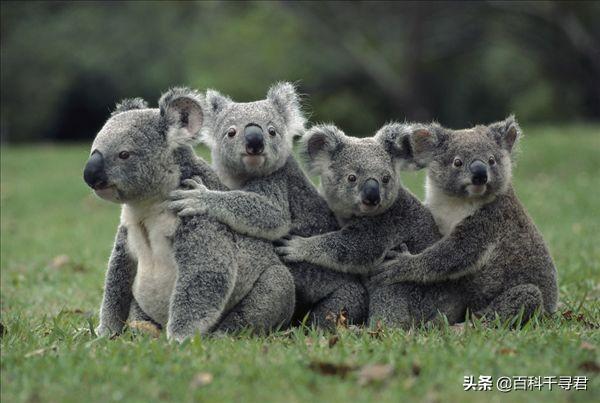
left=187, top=156, right=229, bottom=192
left=169, top=176, right=291, bottom=241
left=372, top=205, right=502, bottom=285
left=167, top=215, right=237, bottom=342
left=96, top=226, right=137, bottom=337
left=275, top=217, right=397, bottom=274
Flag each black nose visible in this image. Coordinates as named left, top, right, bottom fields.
left=469, top=159, right=488, bottom=185
left=244, top=124, right=264, bottom=155
left=361, top=178, right=381, bottom=206
left=83, top=151, right=108, bottom=189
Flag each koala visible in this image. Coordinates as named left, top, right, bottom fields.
left=276, top=123, right=466, bottom=327
left=83, top=88, right=294, bottom=342
left=169, top=83, right=368, bottom=328
left=370, top=116, right=559, bottom=323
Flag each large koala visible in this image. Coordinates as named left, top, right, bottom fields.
left=83, top=88, right=294, bottom=342
left=371, top=116, right=558, bottom=323
left=276, top=123, right=465, bottom=327
left=169, top=83, right=368, bottom=328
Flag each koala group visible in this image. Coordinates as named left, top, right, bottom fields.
left=277, top=118, right=557, bottom=326
left=83, top=88, right=294, bottom=341
left=168, top=83, right=367, bottom=328
left=369, top=118, right=558, bottom=322
left=85, top=81, right=558, bottom=341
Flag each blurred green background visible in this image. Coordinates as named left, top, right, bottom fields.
left=1, top=1, right=599, bottom=143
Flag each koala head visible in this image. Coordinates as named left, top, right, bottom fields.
left=83, top=88, right=205, bottom=204
left=410, top=116, right=521, bottom=200
left=201, top=82, right=305, bottom=183
left=300, top=123, right=424, bottom=219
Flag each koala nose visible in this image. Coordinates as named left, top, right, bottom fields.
left=244, top=124, right=264, bottom=155
left=361, top=178, right=381, bottom=206
left=469, top=159, right=488, bottom=186
left=83, top=151, right=109, bottom=189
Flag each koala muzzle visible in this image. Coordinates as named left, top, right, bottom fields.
left=244, top=124, right=265, bottom=155
left=469, top=159, right=488, bottom=185
left=83, top=151, right=109, bottom=189
left=361, top=178, right=381, bottom=206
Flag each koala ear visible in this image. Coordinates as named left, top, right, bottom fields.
left=375, top=123, right=440, bottom=170
left=205, top=89, right=232, bottom=116
left=159, top=87, right=205, bottom=146
left=111, top=98, right=148, bottom=116
left=267, top=82, right=306, bottom=137
left=489, top=115, right=521, bottom=153
left=299, top=124, right=345, bottom=175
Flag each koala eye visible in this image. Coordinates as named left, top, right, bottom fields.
left=268, top=126, right=277, bottom=137
left=453, top=157, right=463, bottom=168
left=348, top=174, right=357, bottom=183
left=382, top=175, right=391, bottom=184
left=227, top=127, right=237, bottom=138
left=118, top=151, right=130, bottom=160
left=488, top=156, right=496, bottom=166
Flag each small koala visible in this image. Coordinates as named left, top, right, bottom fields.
left=83, top=88, right=294, bottom=342
left=276, top=123, right=466, bottom=327
left=371, top=116, right=559, bottom=323
left=169, top=83, right=368, bottom=328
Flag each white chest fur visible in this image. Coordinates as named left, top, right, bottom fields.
left=122, top=203, right=180, bottom=326
left=424, top=176, right=483, bottom=237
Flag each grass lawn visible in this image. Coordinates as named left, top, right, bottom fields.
left=1, top=124, right=599, bottom=402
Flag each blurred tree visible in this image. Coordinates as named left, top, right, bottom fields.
left=1, top=1, right=598, bottom=142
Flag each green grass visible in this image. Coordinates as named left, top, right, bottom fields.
left=1, top=125, right=599, bottom=402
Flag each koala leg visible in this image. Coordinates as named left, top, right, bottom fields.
left=309, top=280, right=368, bottom=330
left=369, top=283, right=466, bottom=329
left=477, top=284, right=543, bottom=325
left=168, top=216, right=238, bottom=342
left=368, top=283, right=417, bottom=329
left=216, top=265, right=295, bottom=334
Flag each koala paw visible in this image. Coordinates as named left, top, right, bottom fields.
left=166, top=320, right=210, bottom=343
left=383, top=243, right=410, bottom=261
left=384, top=250, right=402, bottom=261
left=95, top=324, right=117, bottom=339
left=182, top=176, right=205, bottom=189
left=166, top=329, right=189, bottom=343
left=274, top=235, right=310, bottom=263
left=168, top=180, right=211, bottom=217
left=396, top=242, right=410, bottom=254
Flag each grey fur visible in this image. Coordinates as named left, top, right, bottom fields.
left=86, top=88, right=294, bottom=342
left=111, top=98, right=148, bottom=116
left=169, top=83, right=367, bottom=328
left=370, top=117, right=559, bottom=323
left=278, top=123, right=464, bottom=327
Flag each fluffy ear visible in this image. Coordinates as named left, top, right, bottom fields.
left=488, top=115, right=521, bottom=153
left=299, top=124, right=345, bottom=175
left=267, top=82, right=306, bottom=137
left=111, top=98, right=148, bottom=116
left=205, top=89, right=232, bottom=116
left=159, top=87, right=205, bottom=146
left=375, top=122, right=441, bottom=170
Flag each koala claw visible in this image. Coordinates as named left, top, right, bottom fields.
left=384, top=250, right=402, bottom=261
left=178, top=207, right=206, bottom=217
left=275, top=246, right=296, bottom=262
left=95, top=324, right=117, bottom=339
left=273, top=238, right=287, bottom=247
left=168, top=198, right=208, bottom=216
left=274, top=236, right=310, bottom=263
left=166, top=330, right=188, bottom=343
left=182, top=176, right=205, bottom=190
left=396, top=243, right=410, bottom=254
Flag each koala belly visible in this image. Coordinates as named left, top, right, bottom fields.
left=125, top=208, right=180, bottom=327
